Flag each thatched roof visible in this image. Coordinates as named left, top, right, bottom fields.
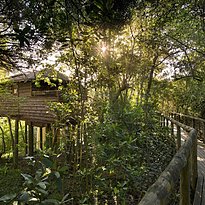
left=10, top=69, right=69, bottom=83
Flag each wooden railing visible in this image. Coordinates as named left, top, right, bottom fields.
left=138, top=114, right=198, bottom=205
left=171, top=112, right=205, bottom=143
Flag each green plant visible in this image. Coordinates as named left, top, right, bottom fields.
left=0, top=156, right=72, bottom=205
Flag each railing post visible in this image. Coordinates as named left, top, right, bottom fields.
left=160, top=115, right=163, bottom=127
left=163, top=116, right=166, bottom=127
left=171, top=121, right=174, bottom=138
left=178, top=114, right=181, bottom=122
left=191, top=129, right=198, bottom=191
left=177, top=125, right=181, bottom=150
left=166, top=118, right=169, bottom=127
left=161, top=114, right=164, bottom=127
left=180, top=155, right=191, bottom=205
left=192, top=118, right=196, bottom=129
left=202, top=122, right=205, bottom=143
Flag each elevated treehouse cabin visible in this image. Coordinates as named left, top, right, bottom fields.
left=0, top=70, right=69, bottom=158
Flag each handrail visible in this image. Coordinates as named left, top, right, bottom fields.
left=138, top=114, right=198, bottom=205
left=171, top=112, right=205, bottom=143
left=171, top=112, right=205, bottom=123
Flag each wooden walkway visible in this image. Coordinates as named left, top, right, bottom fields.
left=138, top=114, right=205, bottom=205
left=193, top=140, right=205, bottom=205
left=181, top=129, right=205, bottom=205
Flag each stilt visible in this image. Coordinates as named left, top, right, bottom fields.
left=25, top=122, right=28, bottom=155
left=40, top=127, right=43, bottom=150
left=14, top=119, right=19, bottom=167
left=28, top=122, right=34, bottom=156
left=46, top=124, right=52, bottom=149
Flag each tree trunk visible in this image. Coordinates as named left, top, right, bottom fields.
left=144, top=55, right=158, bottom=118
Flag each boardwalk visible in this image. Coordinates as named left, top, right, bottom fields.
left=193, top=140, right=205, bottom=205
left=181, top=128, right=205, bottom=205
left=138, top=114, right=205, bottom=205
left=197, top=141, right=205, bottom=175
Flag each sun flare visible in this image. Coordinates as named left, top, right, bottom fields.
left=101, top=45, right=107, bottom=53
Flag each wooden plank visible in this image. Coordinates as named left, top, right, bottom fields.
left=193, top=175, right=203, bottom=205
left=202, top=175, right=205, bottom=205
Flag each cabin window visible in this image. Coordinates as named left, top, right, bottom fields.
left=31, top=81, right=59, bottom=97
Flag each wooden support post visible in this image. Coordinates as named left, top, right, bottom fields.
left=28, top=123, right=34, bottom=156
left=165, top=118, right=169, bottom=137
left=161, top=115, right=164, bottom=127
left=180, top=156, right=191, bottom=205
left=177, top=125, right=181, bottom=150
left=174, top=113, right=177, bottom=120
left=191, top=130, right=198, bottom=191
left=160, top=114, right=163, bottom=127
left=166, top=118, right=169, bottom=127
left=46, top=124, right=52, bottom=149
left=171, top=122, right=174, bottom=138
left=203, top=122, right=205, bottom=143
left=14, top=119, right=19, bottom=167
left=192, top=118, right=196, bottom=129
left=163, top=116, right=166, bottom=127
left=40, top=127, right=43, bottom=150
left=178, top=114, right=180, bottom=122
left=25, top=122, right=28, bottom=155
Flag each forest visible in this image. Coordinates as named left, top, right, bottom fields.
left=0, top=0, right=205, bottom=204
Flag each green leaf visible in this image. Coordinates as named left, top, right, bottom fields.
left=19, top=191, right=30, bottom=202
left=21, top=173, right=34, bottom=184
left=54, top=171, right=60, bottom=178
left=42, top=157, right=53, bottom=168
left=35, top=187, right=48, bottom=195
left=0, top=194, right=16, bottom=202
left=37, top=182, right=47, bottom=190
left=113, top=187, right=119, bottom=195
left=41, top=198, right=60, bottom=204
left=59, top=166, right=68, bottom=173
left=61, top=193, right=71, bottom=202
left=94, top=0, right=104, bottom=11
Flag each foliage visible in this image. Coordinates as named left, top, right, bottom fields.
left=0, top=155, right=71, bottom=205
left=62, top=103, right=176, bottom=204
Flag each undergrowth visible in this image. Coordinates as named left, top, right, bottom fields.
left=0, top=105, right=176, bottom=204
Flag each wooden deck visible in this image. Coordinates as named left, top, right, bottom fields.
left=193, top=140, right=205, bottom=205
left=181, top=129, right=205, bottom=204
left=178, top=128, right=205, bottom=204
